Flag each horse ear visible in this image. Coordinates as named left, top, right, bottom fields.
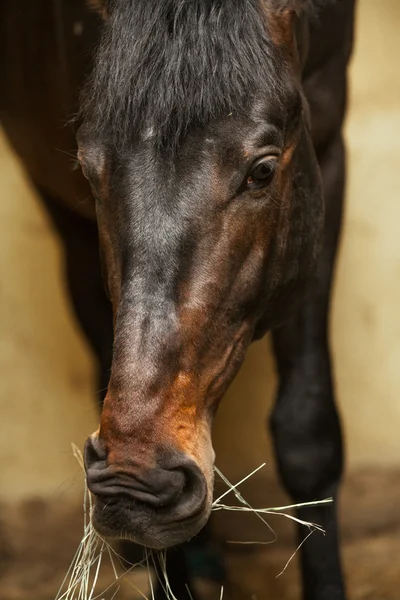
left=261, top=3, right=309, bottom=74
left=86, top=0, right=108, bottom=19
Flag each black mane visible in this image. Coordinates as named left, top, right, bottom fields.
left=80, top=0, right=329, bottom=150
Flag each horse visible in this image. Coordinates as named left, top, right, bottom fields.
left=0, top=0, right=356, bottom=598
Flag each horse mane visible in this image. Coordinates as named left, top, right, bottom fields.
left=80, top=0, right=331, bottom=151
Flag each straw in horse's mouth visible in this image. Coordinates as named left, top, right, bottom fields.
left=54, top=444, right=332, bottom=600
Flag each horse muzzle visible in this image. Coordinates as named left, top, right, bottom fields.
left=84, top=435, right=211, bottom=548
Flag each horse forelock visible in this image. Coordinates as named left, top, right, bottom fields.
left=79, top=0, right=297, bottom=152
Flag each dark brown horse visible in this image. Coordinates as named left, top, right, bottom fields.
left=0, top=1, right=356, bottom=598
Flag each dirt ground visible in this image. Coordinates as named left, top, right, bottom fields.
left=0, top=468, right=399, bottom=600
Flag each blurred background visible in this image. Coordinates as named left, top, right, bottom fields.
left=1, top=1, right=399, bottom=599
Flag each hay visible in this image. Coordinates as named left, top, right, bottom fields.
left=55, top=445, right=146, bottom=600
left=55, top=446, right=332, bottom=599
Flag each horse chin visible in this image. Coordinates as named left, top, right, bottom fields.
left=91, top=496, right=212, bottom=550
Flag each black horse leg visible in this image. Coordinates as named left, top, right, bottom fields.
left=151, top=522, right=225, bottom=600
left=38, top=191, right=113, bottom=407
left=152, top=547, right=194, bottom=600
left=270, top=131, right=346, bottom=600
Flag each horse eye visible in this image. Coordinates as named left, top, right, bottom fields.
left=247, top=159, right=276, bottom=187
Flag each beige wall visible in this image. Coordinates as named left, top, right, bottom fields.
left=1, top=0, right=400, bottom=502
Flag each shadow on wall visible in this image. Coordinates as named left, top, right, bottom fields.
left=1, top=0, right=400, bottom=503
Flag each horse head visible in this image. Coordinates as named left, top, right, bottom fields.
left=78, top=0, right=323, bottom=548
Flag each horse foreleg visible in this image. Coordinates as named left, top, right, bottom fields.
left=38, top=190, right=113, bottom=407
left=270, top=131, right=346, bottom=600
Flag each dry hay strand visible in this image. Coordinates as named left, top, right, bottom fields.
left=55, top=446, right=332, bottom=599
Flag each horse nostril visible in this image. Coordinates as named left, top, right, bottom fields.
left=84, top=441, right=207, bottom=517
left=173, top=459, right=207, bottom=516
left=84, top=434, right=107, bottom=472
